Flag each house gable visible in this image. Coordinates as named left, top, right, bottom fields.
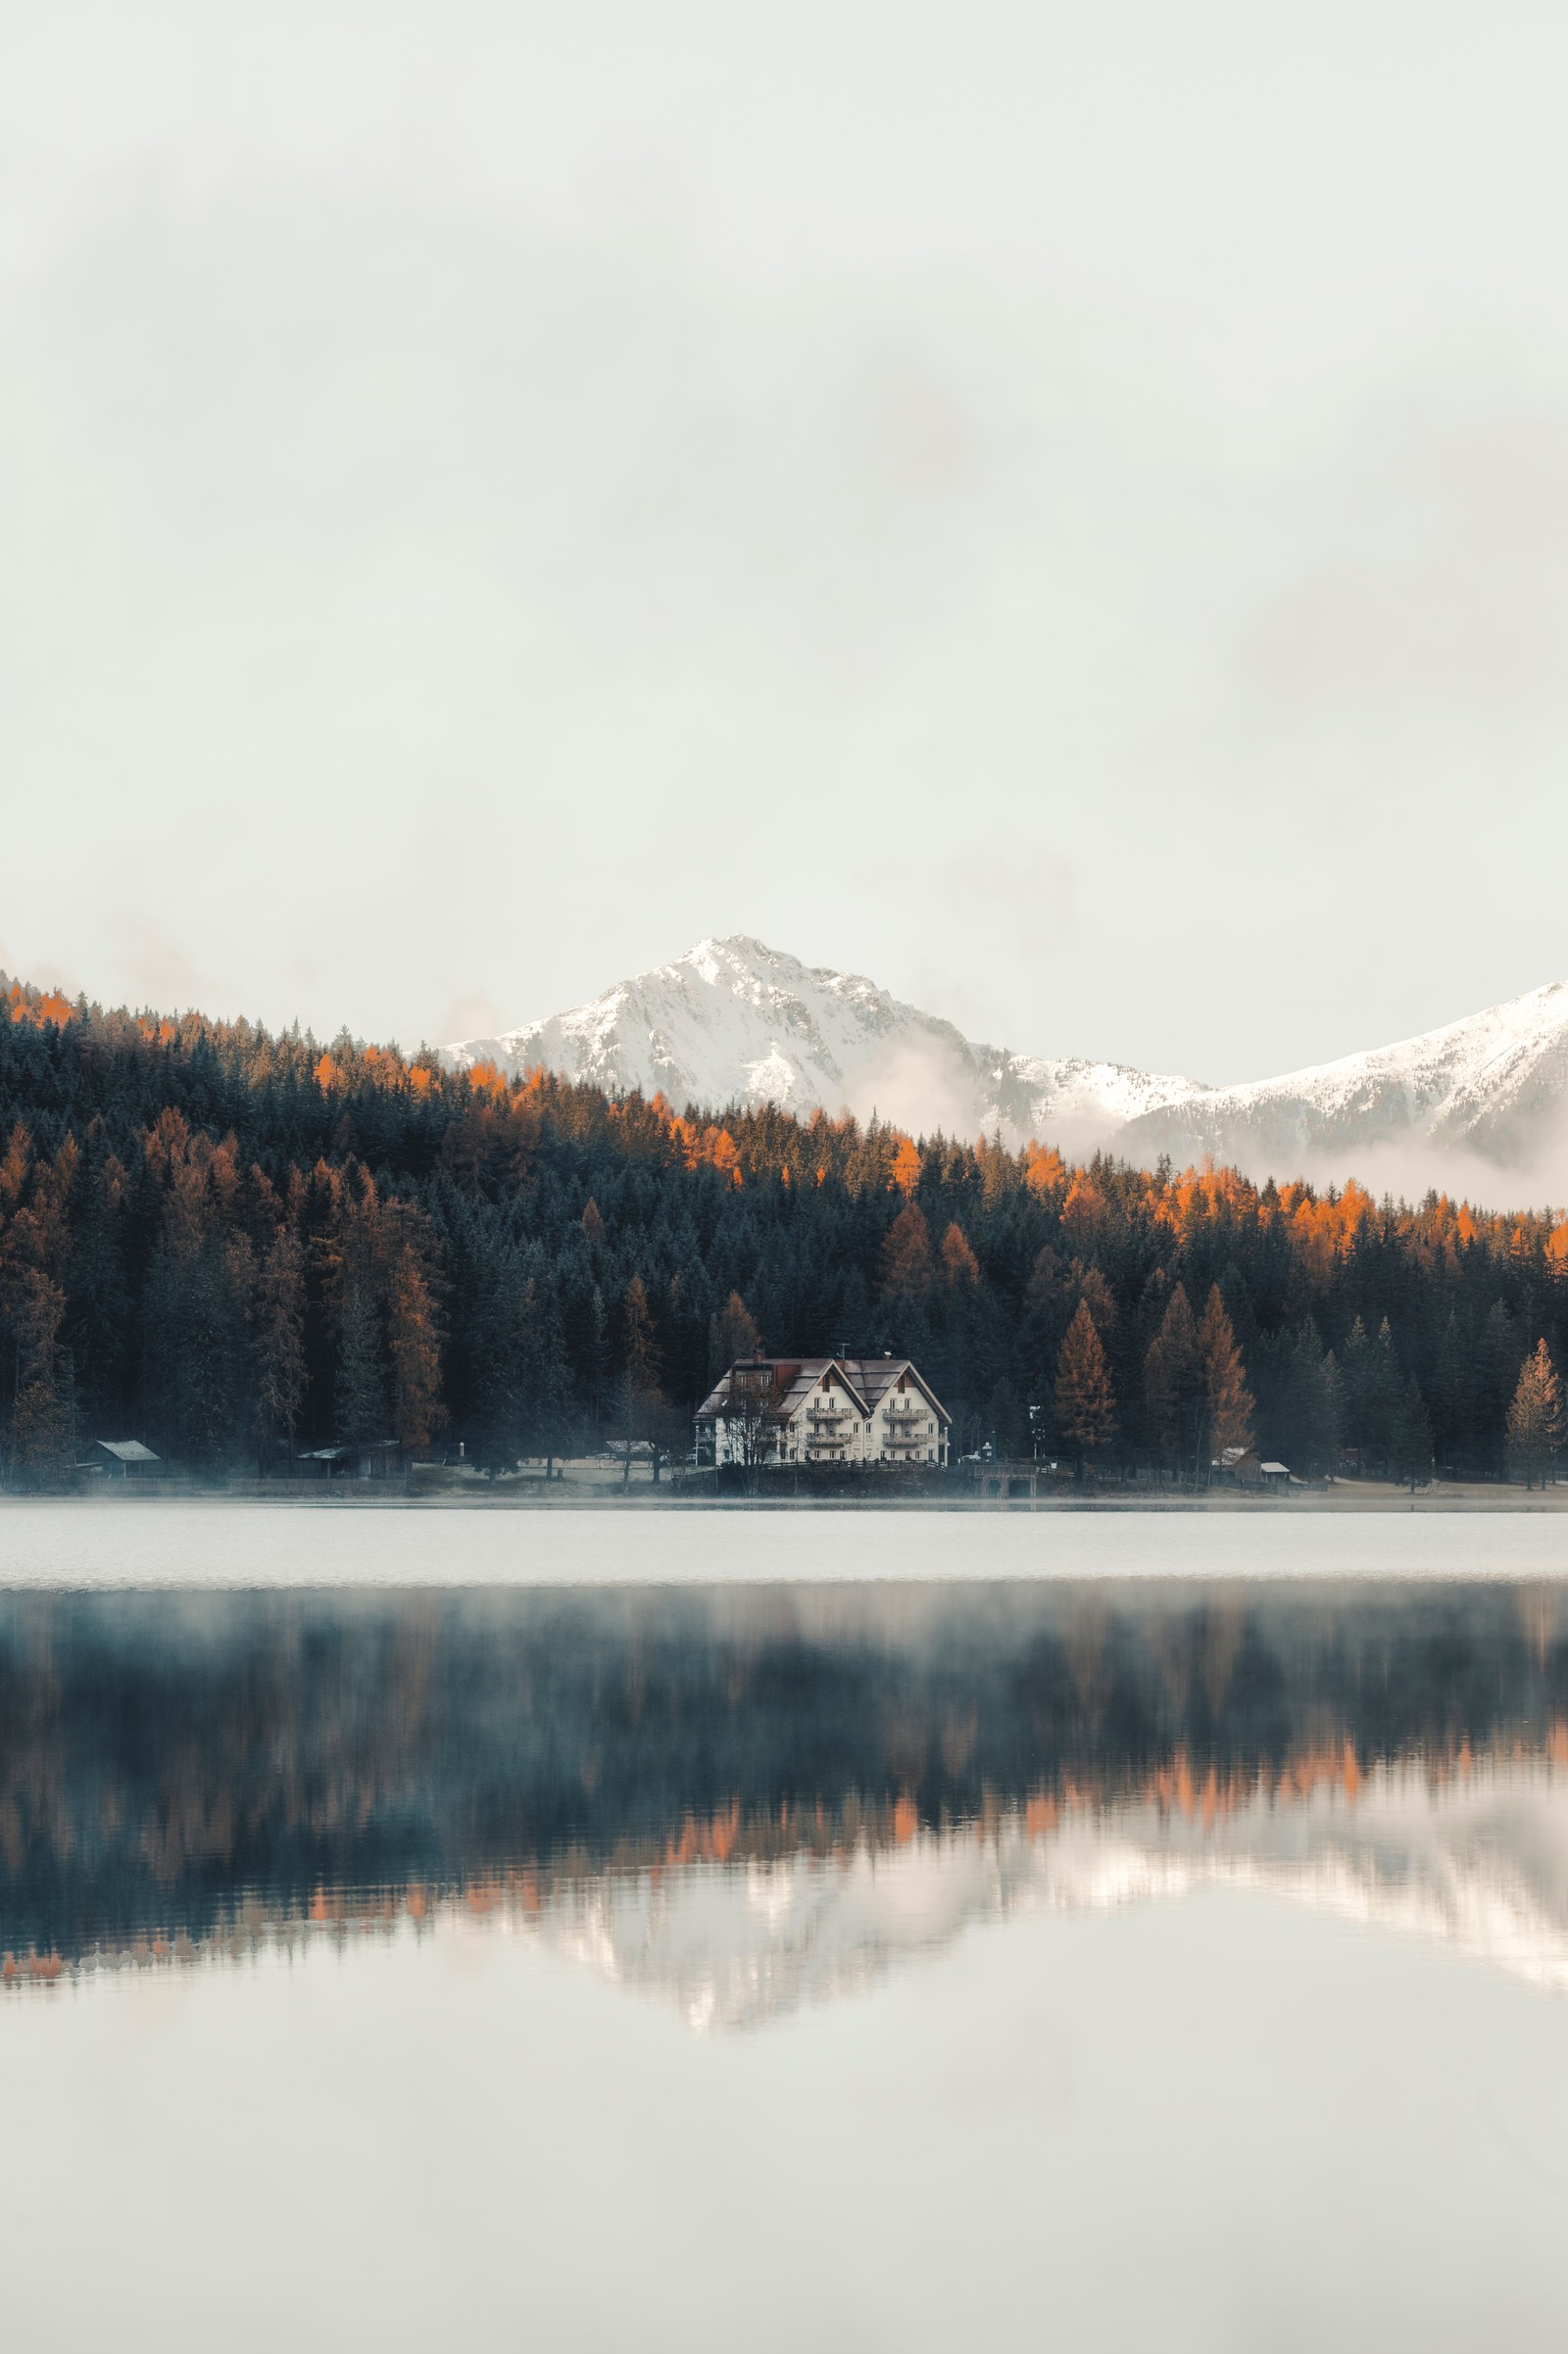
left=696, top=1352, right=950, bottom=1468
left=782, top=1361, right=868, bottom=1457
left=845, top=1358, right=953, bottom=1431
left=886, top=1362, right=952, bottom=1430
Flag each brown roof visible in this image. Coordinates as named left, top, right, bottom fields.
left=696, top=1358, right=859, bottom=1422
left=695, top=1356, right=951, bottom=1427
left=841, top=1358, right=953, bottom=1423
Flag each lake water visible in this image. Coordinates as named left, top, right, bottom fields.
left=4, top=1510, right=1568, bottom=2349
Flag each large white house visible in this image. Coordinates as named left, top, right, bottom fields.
left=696, top=1356, right=952, bottom=1469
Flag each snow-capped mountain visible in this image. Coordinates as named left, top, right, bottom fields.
left=444, top=937, right=1568, bottom=1185
left=443, top=934, right=1205, bottom=1159
left=1120, top=981, right=1568, bottom=1181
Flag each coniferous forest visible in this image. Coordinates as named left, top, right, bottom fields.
left=2, top=975, right=1566, bottom=1489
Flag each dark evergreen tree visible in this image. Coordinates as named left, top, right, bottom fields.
left=1391, top=1379, right=1435, bottom=1492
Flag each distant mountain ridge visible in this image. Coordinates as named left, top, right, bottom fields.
left=444, top=936, right=1568, bottom=1184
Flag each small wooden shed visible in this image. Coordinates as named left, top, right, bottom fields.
left=96, top=1441, right=161, bottom=1478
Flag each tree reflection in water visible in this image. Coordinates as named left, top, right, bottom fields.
left=4, top=1580, right=1568, bottom=2017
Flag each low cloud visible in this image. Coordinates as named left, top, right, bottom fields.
left=0, top=939, right=77, bottom=995
left=835, top=1033, right=988, bottom=1144
left=438, top=990, right=514, bottom=1048
left=1129, top=1117, right=1568, bottom=1222
left=110, top=919, right=203, bottom=1014
left=1280, top=1126, right=1568, bottom=1221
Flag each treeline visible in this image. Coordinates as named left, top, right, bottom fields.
left=1, top=975, right=1566, bottom=1487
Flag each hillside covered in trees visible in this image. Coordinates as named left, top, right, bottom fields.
left=1, top=976, right=1565, bottom=1488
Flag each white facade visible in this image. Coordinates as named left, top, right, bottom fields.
left=697, top=1357, right=951, bottom=1469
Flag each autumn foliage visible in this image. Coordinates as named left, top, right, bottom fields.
left=3, top=971, right=1568, bottom=1483
left=1054, top=1300, right=1116, bottom=1465
left=1506, top=1341, right=1565, bottom=1488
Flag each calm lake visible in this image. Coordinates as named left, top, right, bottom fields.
left=4, top=1509, right=1568, bottom=2349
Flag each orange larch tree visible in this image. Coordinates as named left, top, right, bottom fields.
left=1055, top=1300, right=1116, bottom=1476
left=1507, top=1340, right=1565, bottom=1488
left=881, top=1203, right=933, bottom=1300
left=1199, top=1285, right=1254, bottom=1467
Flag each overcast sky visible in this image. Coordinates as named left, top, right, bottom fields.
left=4, top=0, right=1568, bottom=1082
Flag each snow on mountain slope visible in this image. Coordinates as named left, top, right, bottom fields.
left=444, top=935, right=1204, bottom=1154
left=444, top=938, right=1568, bottom=1185
left=1122, top=980, right=1568, bottom=1180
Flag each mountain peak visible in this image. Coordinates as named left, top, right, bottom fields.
left=444, top=945, right=1568, bottom=1188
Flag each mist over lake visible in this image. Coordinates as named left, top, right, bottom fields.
left=6, top=1514, right=1568, bottom=2347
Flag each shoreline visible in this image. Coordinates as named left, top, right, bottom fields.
left=5, top=1480, right=1568, bottom=1514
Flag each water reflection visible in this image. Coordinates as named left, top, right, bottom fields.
left=5, top=1580, right=1568, bottom=2017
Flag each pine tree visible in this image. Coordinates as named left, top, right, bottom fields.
left=5, top=1268, right=75, bottom=1488
left=1320, top=1349, right=1347, bottom=1477
left=940, top=1223, right=980, bottom=1288
left=1341, top=1315, right=1371, bottom=1471
left=1476, top=1301, right=1522, bottom=1475
left=381, top=1201, right=444, bottom=1451
left=65, top=1143, right=132, bottom=1437
left=583, top=1282, right=609, bottom=1443
left=1055, top=1300, right=1116, bottom=1476
left=614, top=1273, right=672, bottom=1483
left=880, top=1203, right=933, bottom=1300
left=989, top=1373, right=1027, bottom=1461
left=1279, top=1319, right=1343, bottom=1479
left=710, top=1291, right=760, bottom=1381
left=1145, top=1284, right=1204, bottom=1481
left=623, top=1274, right=662, bottom=1396
left=462, top=1230, right=530, bottom=1476
left=335, top=1251, right=387, bottom=1444
left=1199, top=1284, right=1253, bottom=1465
left=1075, top=1265, right=1118, bottom=1340
left=141, top=1172, right=250, bottom=1467
left=1366, top=1319, right=1401, bottom=1476
left=525, top=1279, right=573, bottom=1478
left=1506, top=1341, right=1565, bottom=1488
left=1018, top=1247, right=1064, bottom=1387
left=1390, top=1378, right=1434, bottom=1493
left=252, top=1226, right=307, bottom=1471
left=1431, top=1311, right=1469, bottom=1475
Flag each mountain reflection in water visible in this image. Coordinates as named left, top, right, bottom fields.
left=5, top=1579, right=1568, bottom=2018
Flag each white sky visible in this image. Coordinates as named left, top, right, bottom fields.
left=4, top=0, right=1568, bottom=1079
